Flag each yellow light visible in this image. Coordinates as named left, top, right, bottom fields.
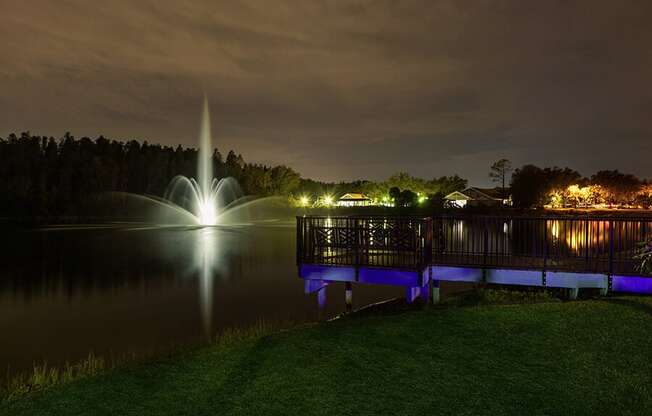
left=418, top=195, right=427, bottom=204
left=323, top=195, right=334, bottom=206
left=299, top=195, right=310, bottom=207
left=550, top=220, right=559, bottom=239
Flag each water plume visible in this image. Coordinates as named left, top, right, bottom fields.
left=161, top=95, right=247, bottom=226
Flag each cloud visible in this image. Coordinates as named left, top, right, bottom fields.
left=1, top=0, right=652, bottom=184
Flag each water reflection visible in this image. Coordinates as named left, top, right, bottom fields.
left=1, top=223, right=409, bottom=376
left=545, top=219, right=641, bottom=255
left=196, top=228, right=217, bottom=337
left=441, top=218, right=650, bottom=262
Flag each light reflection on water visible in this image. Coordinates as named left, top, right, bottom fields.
left=545, top=219, right=641, bottom=255
left=0, top=223, right=403, bottom=376
left=196, top=228, right=217, bottom=337
left=444, top=218, right=649, bottom=257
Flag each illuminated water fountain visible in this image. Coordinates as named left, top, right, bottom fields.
left=162, top=96, right=247, bottom=226
left=105, top=95, right=291, bottom=226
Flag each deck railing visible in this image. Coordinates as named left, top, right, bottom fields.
left=432, top=215, right=652, bottom=275
left=297, top=216, right=432, bottom=271
left=298, top=214, right=652, bottom=276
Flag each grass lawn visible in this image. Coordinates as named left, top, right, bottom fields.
left=2, top=296, right=651, bottom=415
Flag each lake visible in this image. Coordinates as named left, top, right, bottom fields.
left=0, top=221, right=411, bottom=377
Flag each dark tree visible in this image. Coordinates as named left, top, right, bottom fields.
left=510, top=165, right=548, bottom=208
left=591, top=170, right=641, bottom=204
left=546, top=167, right=583, bottom=190
left=489, top=159, right=512, bottom=191
left=389, top=187, right=401, bottom=203
left=511, top=165, right=583, bottom=208
left=395, top=189, right=417, bottom=207
left=430, top=175, right=467, bottom=196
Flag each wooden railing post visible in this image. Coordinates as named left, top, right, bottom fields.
left=416, top=218, right=433, bottom=271
left=438, top=217, right=445, bottom=255
left=483, top=219, right=489, bottom=268
left=609, top=220, right=615, bottom=277
left=584, top=219, right=590, bottom=272
left=543, top=219, right=549, bottom=272
left=296, top=216, right=302, bottom=265
left=354, top=217, right=361, bottom=271
left=308, top=218, right=315, bottom=264
left=417, top=219, right=422, bottom=269
left=426, top=217, right=433, bottom=266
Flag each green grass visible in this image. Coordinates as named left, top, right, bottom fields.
left=2, top=296, right=651, bottom=416
left=2, top=353, right=106, bottom=400
left=0, top=319, right=289, bottom=403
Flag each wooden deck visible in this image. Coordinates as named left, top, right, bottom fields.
left=297, top=214, right=651, bottom=276
left=296, top=215, right=652, bottom=302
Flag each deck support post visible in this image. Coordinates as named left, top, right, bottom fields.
left=345, top=282, right=353, bottom=313
left=600, top=275, right=609, bottom=296
left=420, top=280, right=430, bottom=304
left=305, top=279, right=328, bottom=294
left=317, top=286, right=328, bottom=321
left=406, top=286, right=420, bottom=304
left=569, top=287, right=579, bottom=300
left=317, top=286, right=327, bottom=309
left=431, top=279, right=440, bottom=304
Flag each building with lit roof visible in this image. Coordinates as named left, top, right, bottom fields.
left=444, top=187, right=511, bottom=208
left=337, top=193, right=372, bottom=207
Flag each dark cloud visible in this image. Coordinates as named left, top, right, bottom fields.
left=2, top=0, right=651, bottom=184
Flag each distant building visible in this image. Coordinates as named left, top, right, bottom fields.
left=337, top=193, right=372, bottom=207
left=445, top=187, right=511, bottom=208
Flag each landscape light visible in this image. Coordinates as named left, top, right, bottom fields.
left=418, top=195, right=428, bottom=204
left=323, top=194, right=334, bottom=206
left=299, top=195, right=311, bottom=207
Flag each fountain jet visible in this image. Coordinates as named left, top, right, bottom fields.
left=162, top=96, right=245, bottom=225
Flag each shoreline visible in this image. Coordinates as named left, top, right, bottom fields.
left=3, top=291, right=650, bottom=415
left=3, top=289, right=645, bottom=409
left=3, top=205, right=652, bottom=227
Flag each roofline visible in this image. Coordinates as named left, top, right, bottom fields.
left=444, top=191, right=470, bottom=200
left=444, top=187, right=506, bottom=201
left=467, top=187, right=502, bottom=200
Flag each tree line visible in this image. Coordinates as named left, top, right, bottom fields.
left=0, top=132, right=469, bottom=218
left=0, top=132, right=301, bottom=217
left=296, top=172, right=467, bottom=208
left=3, top=131, right=648, bottom=217
left=510, top=164, right=651, bottom=208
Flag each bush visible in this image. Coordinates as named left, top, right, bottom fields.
left=635, top=239, right=652, bottom=275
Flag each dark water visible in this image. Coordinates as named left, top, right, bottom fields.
left=9, top=216, right=641, bottom=378
left=0, top=222, right=410, bottom=377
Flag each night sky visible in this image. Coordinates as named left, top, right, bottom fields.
left=2, top=0, right=651, bottom=185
